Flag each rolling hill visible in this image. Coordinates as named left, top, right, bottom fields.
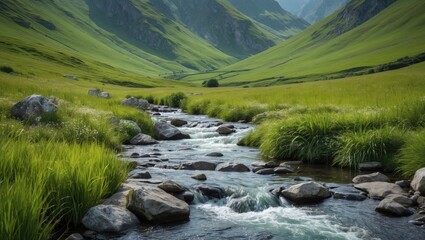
left=186, top=0, right=425, bottom=86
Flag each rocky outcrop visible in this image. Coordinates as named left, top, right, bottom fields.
left=129, top=133, right=158, bottom=145
left=180, top=161, right=217, bottom=171
left=281, top=182, right=331, bottom=203
left=128, top=187, right=190, bottom=223
left=216, top=163, right=250, bottom=172
left=354, top=182, right=406, bottom=200
left=411, top=168, right=425, bottom=195
left=82, top=205, right=139, bottom=233
left=122, top=97, right=150, bottom=110
left=154, top=121, right=190, bottom=140
left=352, top=172, right=389, bottom=184
left=12, top=95, right=57, bottom=122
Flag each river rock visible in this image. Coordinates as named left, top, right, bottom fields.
left=216, top=126, right=235, bottom=135
left=206, top=152, right=224, bottom=157
left=154, top=121, right=190, bottom=140
left=255, top=168, right=275, bottom=175
left=411, top=168, right=425, bottom=195
left=216, top=163, right=250, bottom=172
left=265, top=161, right=279, bottom=168
left=281, top=182, right=331, bottom=203
left=191, top=173, right=207, bottom=181
left=129, top=171, right=152, bottom=179
left=274, top=167, right=294, bottom=174
left=12, top=95, right=57, bottom=122
left=354, top=182, right=406, bottom=200
left=128, top=187, right=190, bottom=223
left=122, top=97, right=150, bottom=110
left=170, top=118, right=188, bottom=127
left=180, top=161, right=217, bottom=171
left=352, top=172, right=389, bottom=184
left=158, top=180, right=186, bottom=193
left=175, top=191, right=195, bottom=204
left=195, top=184, right=226, bottom=199
left=129, top=133, right=158, bottom=145
left=359, top=162, right=383, bottom=171
left=333, top=192, right=367, bottom=201
left=395, top=180, right=411, bottom=189
left=65, top=233, right=84, bottom=240
left=103, top=187, right=134, bottom=208
left=376, top=194, right=414, bottom=216
left=82, top=205, right=139, bottom=233
left=222, top=124, right=235, bottom=129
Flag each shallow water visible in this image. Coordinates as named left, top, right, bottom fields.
left=120, top=110, right=423, bottom=240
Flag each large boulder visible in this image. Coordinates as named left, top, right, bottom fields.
left=154, top=121, right=190, bottom=140
left=376, top=194, right=414, bottom=216
left=170, top=119, right=188, bottom=127
left=281, top=182, right=331, bottom=203
left=11, top=95, right=57, bottom=122
left=411, top=168, right=425, bottom=195
left=216, top=163, right=250, bottom=172
left=352, top=172, right=389, bottom=184
left=128, top=187, right=190, bottom=223
left=354, top=182, right=406, bottom=200
left=180, top=161, right=217, bottom=171
left=82, top=205, right=139, bottom=233
left=195, top=184, right=226, bottom=199
left=122, top=97, right=150, bottom=110
left=359, top=162, right=383, bottom=171
left=103, top=187, right=134, bottom=208
left=129, top=133, right=158, bottom=145
left=158, top=180, right=186, bottom=194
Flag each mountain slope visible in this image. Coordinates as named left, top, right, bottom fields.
left=227, top=0, right=309, bottom=39
left=191, top=0, right=425, bottom=86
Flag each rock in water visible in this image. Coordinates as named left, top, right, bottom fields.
left=206, top=152, right=224, bottom=157
left=82, top=205, right=139, bottom=233
left=216, top=126, right=235, bottom=135
left=158, top=180, right=186, bottom=194
left=216, top=163, right=250, bottom=172
left=180, top=161, right=217, bottom=171
left=128, top=187, right=190, bottom=223
left=376, top=194, right=414, bottom=216
left=281, top=182, right=331, bottom=203
left=359, top=162, right=383, bottom=171
left=154, top=121, right=190, bottom=140
left=170, top=118, right=188, bottom=127
left=354, top=182, right=406, bottom=200
left=195, top=184, right=226, bottom=199
left=12, top=95, right=57, bottom=122
left=191, top=173, right=207, bottom=181
left=352, top=172, right=389, bottom=184
left=274, top=167, right=294, bottom=174
left=129, top=133, right=158, bottom=145
left=255, top=168, right=275, bottom=175
left=411, top=168, right=425, bottom=195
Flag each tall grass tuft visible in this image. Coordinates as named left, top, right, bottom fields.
left=333, top=128, right=406, bottom=169
left=397, top=130, right=425, bottom=176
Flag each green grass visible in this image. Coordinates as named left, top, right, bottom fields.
left=184, top=0, right=425, bottom=85
left=397, top=130, right=425, bottom=176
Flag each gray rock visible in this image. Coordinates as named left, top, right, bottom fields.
left=352, top=172, right=389, bottom=184
left=216, top=126, right=235, bottom=135
left=222, top=124, right=235, bottom=129
left=354, top=182, right=406, bottom=200
left=158, top=180, right=186, bottom=194
left=216, top=163, right=250, bottom=172
left=103, top=187, right=133, bottom=208
left=271, top=186, right=285, bottom=197
left=88, top=89, right=101, bottom=96
left=122, top=97, right=149, bottom=110
left=12, top=95, right=57, bottom=122
left=99, top=92, right=111, bottom=98
left=252, top=167, right=265, bottom=173
left=83, top=230, right=96, bottom=239
left=251, top=161, right=267, bottom=168
left=82, top=205, right=139, bottom=233
left=129, top=172, right=152, bottom=179
left=154, top=121, right=190, bottom=140
left=417, top=196, right=425, bottom=207
left=129, top=133, right=158, bottom=145
left=281, top=182, right=331, bottom=203
left=175, top=191, right=195, bottom=204
left=195, top=184, right=226, bottom=199
left=376, top=195, right=414, bottom=216
left=170, top=118, right=188, bottom=127
left=274, top=167, right=294, bottom=174
left=411, top=168, right=425, bottom=195
left=255, top=168, right=275, bottom=175
left=282, top=161, right=303, bottom=165
left=333, top=192, right=367, bottom=201
left=359, top=162, right=383, bottom=171
left=191, top=173, right=207, bottom=181
left=128, top=187, right=190, bottom=223
left=119, top=120, right=141, bottom=139
left=395, top=180, right=411, bottom=189
left=65, top=233, right=84, bottom=240
left=206, top=152, right=224, bottom=157
left=264, top=161, right=279, bottom=168
left=180, top=161, right=217, bottom=171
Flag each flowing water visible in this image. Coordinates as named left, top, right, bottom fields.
left=120, top=110, right=423, bottom=240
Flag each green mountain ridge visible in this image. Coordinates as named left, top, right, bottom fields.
left=189, top=0, right=425, bottom=86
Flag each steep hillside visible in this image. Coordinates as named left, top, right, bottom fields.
left=227, top=0, right=309, bottom=39
left=187, top=0, right=425, bottom=86
left=150, top=0, right=279, bottom=59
